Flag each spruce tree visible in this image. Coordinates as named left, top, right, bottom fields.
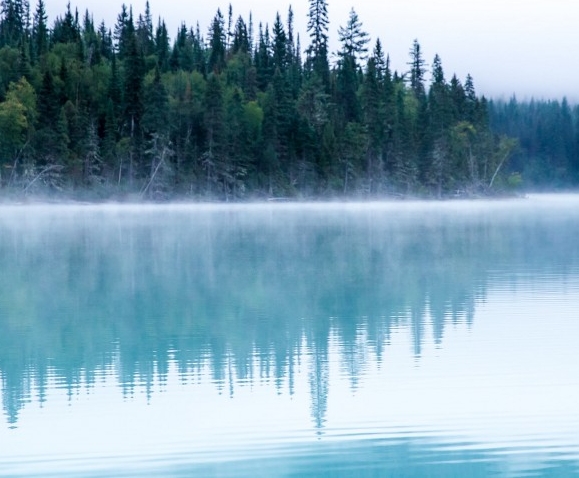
left=135, top=1, right=154, bottom=57
left=254, top=23, right=272, bottom=91
left=336, top=8, right=369, bottom=123
left=154, top=18, right=169, bottom=71
left=30, top=0, right=47, bottom=60
left=98, top=21, right=113, bottom=60
left=0, top=0, right=28, bottom=47
left=306, top=0, right=329, bottom=88
left=361, top=40, right=387, bottom=191
left=51, top=3, right=80, bottom=46
left=207, top=9, right=226, bottom=74
left=427, top=54, right=451, bottom=196
left=113, top=4, right=129, bottom=59
left=120, top=11, right=145, bottom=181
left=272, top=13, right=286, bottom=72
left=337, top=8, right=369, bottom=65
left=407, top=39, right=426, bottom=99
left=231, top=16, right=249, bottom=55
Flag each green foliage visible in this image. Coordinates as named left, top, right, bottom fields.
left=0, top=0, right=561, bottom=198
left=0, top=78, right=37, bottom=185
left=306, top=0, right=329, bottom=88
left=0, top=46, right=19, bottom=96
left=0, top=92, right=28, bottom=156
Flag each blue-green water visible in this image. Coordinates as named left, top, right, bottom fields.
left=1, top=196, right=579, bottom=477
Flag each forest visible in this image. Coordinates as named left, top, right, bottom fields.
left=0, top=0, right=577, bottom=200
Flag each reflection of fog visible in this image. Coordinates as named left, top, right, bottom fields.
left=0, top=199, right=578, bottom=435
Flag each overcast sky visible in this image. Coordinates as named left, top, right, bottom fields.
left=43, top=0, right=578, bottom=101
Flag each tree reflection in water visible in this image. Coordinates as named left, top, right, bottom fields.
left=1, top=201, right=578, bottom=430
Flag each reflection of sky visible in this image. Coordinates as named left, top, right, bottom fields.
left=2, top=280, right=579, bottom=476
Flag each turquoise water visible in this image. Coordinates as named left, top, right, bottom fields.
left=1, top=196, right=579, bottom=477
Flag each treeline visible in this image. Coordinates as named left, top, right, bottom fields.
left=489, top=98, right=579, bottom=189
left=0, top=0, right=517, bottom=199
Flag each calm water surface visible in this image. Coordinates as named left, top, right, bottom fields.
left=1, top=195, right=579, bottom=477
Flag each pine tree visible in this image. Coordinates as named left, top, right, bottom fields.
left=207, top=9, right=226, bottom=74
left=51, top=2, right=80, bottom=45
left=0, top=0, right=28, bottom=47
left=254, top=23, right=272, bottom=91
left=286, top=6, right=294, bottom=63
left=154, top=18, right=169, bottom=71
left=306, top=0, right=329, bottom=88
left=141, top=66, right=172, bottom=197
left=135, top=1, right=154, bottom=57
left=336, top=8, right=369, bottom=123
left=271, top=13, right=286, bottom=72
left=448, top=74, right=465, bottom=122
left=361, top=40, right=387, bottom=191
left=113, top=4, right=129, bottom=59
left=83, top=10, right=101, bottom=66
left=231, top=15, right=249, bottom=55
left=427, top=55, right=451, bottom=196
left=337, top=8, right=369, bottom=65
left=191, top=23, right=205, bottom=73
left=407, top=39, right=429, bottom=183
left=226, top=4, right=233, bottom=51
left=407, top=39, right=426, bottom=99
left=120, top=11, right=145, bottom=181
left=98, top=21, right=113, bottom=60
left=170, top=24, right=193, bottom=72
left=30, top=0, right=47, bottom=60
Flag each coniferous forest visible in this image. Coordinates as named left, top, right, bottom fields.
left=0, top=0, right=577, bottom=200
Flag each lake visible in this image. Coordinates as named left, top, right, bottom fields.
left=1, top=195, right=578, bottom=477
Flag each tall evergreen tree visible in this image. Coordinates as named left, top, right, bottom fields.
left=82, top=10, right=101, bottom=66
left=207, top=9, right=226, bottom=74
left=361, top=39, right=387, bottom=191
left=170, top=23, right=193, bottom=72
left=30, top=0, right=47, bottom=60
left=337, top=8, right=369, bottom=66
left=306, top=0, right=329, bottom=88
left=51, top=2, right=80, bottom=45
left=154, top=18, right=169, bottom=71
left=336, top=8, right=369, bottom=123
left=120, top=11, right=145, bottom=181
left=113, top=3, right=129, bottom=59
left=231, top=15, right=249, bottom=55
left=135, top=1, right=154, bottom=57
left=97, top=21, right=113, bottom=60
left=407, top=39, right=426, bottom=99
left=271, top=12, right=286, bottom=72
left=427, top=54, right=452, bottom=196
left=0, top=0, right=28, bottom=47
left=254, top=23, right=272, bottom=91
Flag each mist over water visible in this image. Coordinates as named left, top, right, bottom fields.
left=1, top=196, right=579, bottom=476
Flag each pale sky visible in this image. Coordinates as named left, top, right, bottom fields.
left=43, top=0, right=579, bottom=101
